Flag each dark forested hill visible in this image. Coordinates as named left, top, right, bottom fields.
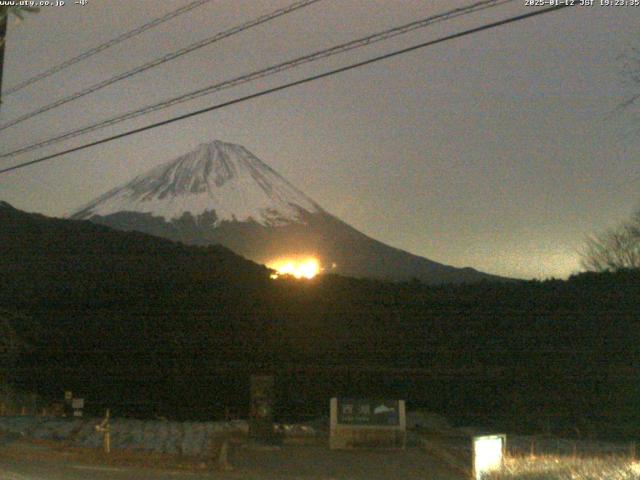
left=1, top=201, right=638, bottom=438
left=0, top=200, right=271, bottom=306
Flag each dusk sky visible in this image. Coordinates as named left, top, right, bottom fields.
left=0, top=0, right=637, bottom=280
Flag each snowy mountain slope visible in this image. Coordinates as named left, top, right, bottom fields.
left=73, top=140, right=321, bottom=227
left=71, top=140, right=508, bottom=284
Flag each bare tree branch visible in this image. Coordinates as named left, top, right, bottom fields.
left=580, top=207, right=640, bottom=272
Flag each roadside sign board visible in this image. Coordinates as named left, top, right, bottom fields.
left=337, top=399, right=400, bottom=426
left=330, top=397, right=406, bottom=449
left=72, top=398, right=84, bottom=409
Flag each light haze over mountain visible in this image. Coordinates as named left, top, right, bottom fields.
left=72, top=140, right=507, bottom=283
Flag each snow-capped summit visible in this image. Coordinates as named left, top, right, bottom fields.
left=72, top=140, right=321, bottom=227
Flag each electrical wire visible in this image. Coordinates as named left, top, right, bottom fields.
left=0, top=3, right=575, bottom=176
left=2, top=0, right=213, bottom=96
left=0, top=0, right=514, bottom=156
left=0, top=0, right=323, bottom=132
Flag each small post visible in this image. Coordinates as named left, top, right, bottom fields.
left=530, top=439, right=535, bottom=457
left=629, top=442, right=636, bottom=461
left=217, top=438, right=233, bottom=471
left=95, top=409, right=111, bottom=454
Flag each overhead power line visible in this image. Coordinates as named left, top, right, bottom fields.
left=2, top=0, right=212, bottom=96
left=0, top=0, right=513, bottom=157
left=0, top=3, right=574, bottom=176
left=0, top=0, right=323, bottom=132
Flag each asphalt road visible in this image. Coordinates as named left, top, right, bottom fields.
left=0, top=458, right=208, bottom=480
left=0, top=438, right=217, bottom=480
left=0, top=437, right=463, bottom=479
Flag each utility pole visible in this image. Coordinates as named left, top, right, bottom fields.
left=0, top=12, right=7, bottom=107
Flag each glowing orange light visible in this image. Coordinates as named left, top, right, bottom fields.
left=268, top=257, right=321, bottom=279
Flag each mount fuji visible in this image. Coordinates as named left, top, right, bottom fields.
left=71, top=140, right=506, bottom=284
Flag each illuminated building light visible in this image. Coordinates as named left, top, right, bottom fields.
left=268, top=256, right=322, bottom=279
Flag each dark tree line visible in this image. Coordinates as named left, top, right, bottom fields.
left=1, top=203, right=639, bottom=438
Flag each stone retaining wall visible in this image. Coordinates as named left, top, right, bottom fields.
left=0, top=416, right=248, bottom=456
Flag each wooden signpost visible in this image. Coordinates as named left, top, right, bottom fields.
left=249, top=375, right=275, bottom=440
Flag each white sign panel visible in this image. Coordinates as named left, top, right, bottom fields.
left=72, top=398, right=85, bottom=409
left=473, top=434, right=505, bottom=480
